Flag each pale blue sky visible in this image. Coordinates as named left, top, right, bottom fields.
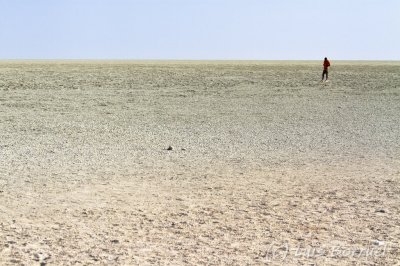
left=0, top=0, right=399, bottom=60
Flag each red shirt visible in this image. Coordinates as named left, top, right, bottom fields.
left=323, top=60, right=330, bottom=70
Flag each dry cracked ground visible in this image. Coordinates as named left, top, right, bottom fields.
left=0, top=61, right=399, bottom=265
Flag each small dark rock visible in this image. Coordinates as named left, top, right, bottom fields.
left=167, top=146, right=173, bottom=151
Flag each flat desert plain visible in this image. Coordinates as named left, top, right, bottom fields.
left=0, top=61, right=399, bottom=265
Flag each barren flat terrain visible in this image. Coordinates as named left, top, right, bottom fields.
left=0, top=61, right=399, bottom=265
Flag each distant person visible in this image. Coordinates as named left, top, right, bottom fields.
left=322, top=57, right=330, bottom=82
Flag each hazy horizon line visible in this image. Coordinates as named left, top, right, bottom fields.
left=1, top=58, right=399, bottom=62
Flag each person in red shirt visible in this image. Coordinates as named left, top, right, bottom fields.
left=322, top=57, right=330, bottom=82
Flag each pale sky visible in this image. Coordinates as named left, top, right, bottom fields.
left=0, top=0, right=399, bottom=60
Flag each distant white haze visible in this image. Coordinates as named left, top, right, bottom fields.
left=0, top=0, right=399, bottom=60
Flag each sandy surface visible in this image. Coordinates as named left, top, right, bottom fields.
left=0, top=61, right=399, bottom=265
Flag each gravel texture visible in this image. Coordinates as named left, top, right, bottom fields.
left=0, top=61, right=399, bottom=265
